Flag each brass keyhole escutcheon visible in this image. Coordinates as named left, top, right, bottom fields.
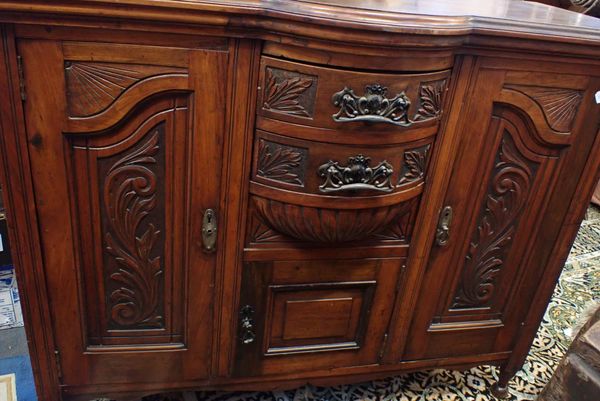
left=435, top=205, right=453, bottom=247
left=202, top=208, right=217, bottom=253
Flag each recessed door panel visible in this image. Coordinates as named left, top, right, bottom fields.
left=403, top=67, right=590, bottom=360
left=18, top=39, right=227, bottom=385
left=234, top=258, right=403, bottom=376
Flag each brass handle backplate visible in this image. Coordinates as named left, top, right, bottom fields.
left=317, top=154, right=394, bottom=193
left=435, top=206, right=453, bottom=247
left=202, top=208, right=217, bottom=253
left=331, top=84, right=412, bottom=126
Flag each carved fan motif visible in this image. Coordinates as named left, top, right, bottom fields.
left=452, top=133, right=536, bottom=309
left=103, top=128, right=164, bottom=328
left=249, top=216, right=287, bottom=243
left=256, top=139, right=306, bottom=186
left=506, top=85, right=583, bottom=132
left=65, top=62, right=183, bottom=117
left=371, top=198, right=418, bottom=241
left=398, top=145, right=430, bottom=185
left=263, top=68, right=314, bottom=117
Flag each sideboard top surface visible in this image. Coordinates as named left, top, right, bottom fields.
left=1, top=0, right=600, bottom=47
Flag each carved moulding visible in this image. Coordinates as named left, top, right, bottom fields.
left=452, top=133, right=537, bottom=309
left=251, top=195, right=413, bottom=243
left=331, top=79, right=446, bottom=126
left=102, top=127, right=164, bottom=328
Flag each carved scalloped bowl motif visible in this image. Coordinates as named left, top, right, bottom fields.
left=252, top=195, right=410, bottom=243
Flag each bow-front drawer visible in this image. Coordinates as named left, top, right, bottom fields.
left=257, top=56, right=451, bottom=143
left=247, top=130, right=432, bottom=244
left=251, top=131, right=432, bottom=198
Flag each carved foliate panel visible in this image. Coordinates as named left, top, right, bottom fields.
left=451, top=133, right=538, bottom=309
left=255, top=139, right=307, bottom=186
left=398, top=144, right=431, bottom=185
left=262, top=68, right=317, bottom=117
left=414, top=80, right=447, bottom=121
left=505, top=85, right=583, bottom=132
left=99, top=127, right=165, bottom=329
left=69, top=95, right=189, bottom=345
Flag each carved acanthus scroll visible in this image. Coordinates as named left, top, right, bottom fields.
left=452, top=134, right=536, bottom=309
left=104, top=128, right=164, bottom=328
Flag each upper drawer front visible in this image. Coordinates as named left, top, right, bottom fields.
left=258, top=56, right=451, bottom=136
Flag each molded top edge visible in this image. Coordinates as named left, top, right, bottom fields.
left=2, top=0, right=600, bottom=44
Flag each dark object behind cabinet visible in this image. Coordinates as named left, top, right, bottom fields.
left=0, top=1, right=599, bottom=400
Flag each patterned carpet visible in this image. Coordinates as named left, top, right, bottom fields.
left=151, top=207, right=600, bottom=401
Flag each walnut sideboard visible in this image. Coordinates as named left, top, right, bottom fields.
left=0, top=1, right=599, bottom=400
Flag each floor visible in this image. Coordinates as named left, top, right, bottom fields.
left=0, top=327, right=35, bottom=401
left=1, top=207, right=599, bottom=401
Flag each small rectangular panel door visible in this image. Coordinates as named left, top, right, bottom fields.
left=234, top=258, right=403, bottom=376
left=17, top=38, right=228, bottom=392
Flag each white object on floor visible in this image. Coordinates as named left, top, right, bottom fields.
left=0, top=268, right=23, bottom=330
left=0, top=373, right=17, bottom=401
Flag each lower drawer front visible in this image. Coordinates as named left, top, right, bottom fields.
left=234, top=258, right=404, bottom=376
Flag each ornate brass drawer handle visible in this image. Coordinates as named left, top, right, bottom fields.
left=239, top=305, right=256, bottom=344
left=332, top=84, right=411, bottom=126
left=318, top=154, right=394, bottom=193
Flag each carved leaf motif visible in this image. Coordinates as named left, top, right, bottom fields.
left=104, top=129, right=163, bottom=328
left=506, top=85, right=583, bottom=132
left=263, top=69, right=313, bottom=117
left=452, top=134, right=536, bottom=309
left=398, top=145, right=430, bottom=185
left=257, top=139, right=305, bottom=185
left=414, top=80, right=446, bottom=121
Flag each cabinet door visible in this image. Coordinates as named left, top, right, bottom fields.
left=404, top=63, right=600, bottom=360
left=18, top=39, right=227, bottom=390
left=234, top=258, right=403, bottom=376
